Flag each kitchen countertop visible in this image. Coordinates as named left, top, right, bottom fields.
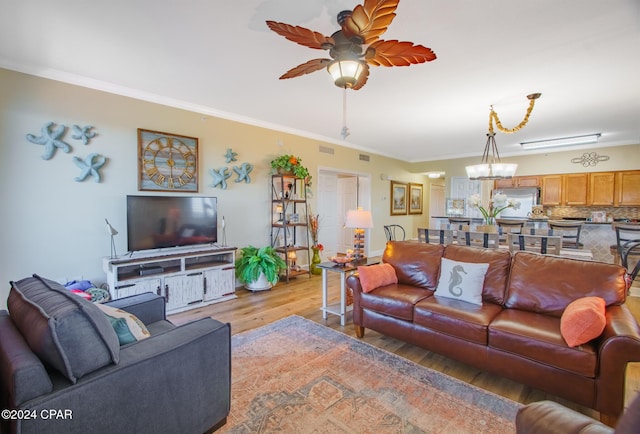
left=432, top=216, right=637, bottom=225
left=431, top=216, right=548, bottom=222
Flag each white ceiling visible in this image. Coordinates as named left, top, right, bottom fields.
left=1, top=0, right=639, bottom=163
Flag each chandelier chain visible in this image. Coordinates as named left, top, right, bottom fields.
left=489, top=97, right=538, bottom=134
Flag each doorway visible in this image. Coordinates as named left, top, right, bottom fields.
left=317, top=169, right=371, bottom=259
left=429, top=183, right=445, bottom=228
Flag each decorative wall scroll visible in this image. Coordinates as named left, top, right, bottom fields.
left=571, top=152, right=609, bottom=167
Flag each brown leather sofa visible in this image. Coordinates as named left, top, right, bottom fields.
left=346, top=241, right=640, bottom=426
left=516, top=394, right=640, bottom=434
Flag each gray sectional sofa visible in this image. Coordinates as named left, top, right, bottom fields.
left=0, top=274, right=230, bottom=434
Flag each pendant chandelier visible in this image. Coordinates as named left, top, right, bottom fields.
left=466, top=93, right=541, bottom=180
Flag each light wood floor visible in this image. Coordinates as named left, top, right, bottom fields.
left=169, top=268, right=640, bottom=420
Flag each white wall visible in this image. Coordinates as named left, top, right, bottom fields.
left=0, top=68, right=427, bottom=309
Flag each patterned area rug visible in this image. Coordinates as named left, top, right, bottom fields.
left=219, top=316, right=520, bottom=433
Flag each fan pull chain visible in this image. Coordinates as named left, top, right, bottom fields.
left=341, top=87, right=350, bottom=139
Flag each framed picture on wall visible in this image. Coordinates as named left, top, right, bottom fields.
left=390, top=181, right=408, bottom=215
left=408, top=183, right=423, bottom=215
left=138, top=129, right=198, bottom=192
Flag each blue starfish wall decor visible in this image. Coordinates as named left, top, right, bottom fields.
left=71, top=124, right=97, bottom=145
left=73, top=153, right=106, bottom=182
left=26, top=122, right=71, bottom=160
left=224, top=148, right=238, bottom=163
left=233, top=162, right=254, bottom=184
left=209, top=167, right=232, bottom=189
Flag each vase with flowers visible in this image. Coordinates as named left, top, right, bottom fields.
left=468, top=192, right=521, bottom=229
left=270, top=154, right=312, bottom=185
left=308, top=211, right=323, bottom=274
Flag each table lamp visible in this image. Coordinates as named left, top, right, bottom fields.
left=287, top=250, right=297, bottom=270
left=344, top=207, right=374, bottom=259
left=105, top=218, right=118, bottom=259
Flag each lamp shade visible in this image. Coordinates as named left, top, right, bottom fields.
left=344, top=208, right=374, bottom=229
left=327, top=59, right=365, bottom=88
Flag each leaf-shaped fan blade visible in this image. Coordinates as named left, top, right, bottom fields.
left=342, top=0, right=399, bottom=44
left=351, top=64, right=370, bottom=90
left=266, top=21, right=335, bottom=50
left=365, top=40, right=437, bottom=67
left=279, top=59, right=332, bottom=80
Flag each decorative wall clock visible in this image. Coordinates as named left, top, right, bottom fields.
left=138, top=129, right=198, bottom=192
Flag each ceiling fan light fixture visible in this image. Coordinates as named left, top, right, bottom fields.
left=327, top=59, right=364, bottom=88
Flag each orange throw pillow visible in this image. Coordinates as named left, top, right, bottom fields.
left=560, top=297, right=606, bottom=347
left=358, top=263, right=398, bottom=293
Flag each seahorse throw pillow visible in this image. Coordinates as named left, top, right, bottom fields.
left=434, top=258, right=489, bottom=305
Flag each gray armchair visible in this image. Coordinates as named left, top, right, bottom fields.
left=0, top=275, right=230, bottom=434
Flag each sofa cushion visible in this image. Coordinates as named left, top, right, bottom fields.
left=443, top=245, right=512, bottom=305
left=560, top=297, right=606, bottom=347
left=96, top=303, right=151, bottom=345
left=7, top=275, right=120, bottom=383
left=489, top=309, right=597, bottom=377
left=414, top=297, right=503, bottom=345
left=505, top=252, right=627, bottom=316
left=434, top=258, right=489, bottom=305
left=383, top=241, right=444, bottom=289
left=357, top=263, right=398, bottom=293
left=359, top=283, right=432, bottom=321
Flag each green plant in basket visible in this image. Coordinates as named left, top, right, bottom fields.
left=270, top=154, right=311, bottom=184
left=235, top=245, right=287, bottom=286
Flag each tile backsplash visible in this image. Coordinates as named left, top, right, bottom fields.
left=545, top=206, right=639, bottom=221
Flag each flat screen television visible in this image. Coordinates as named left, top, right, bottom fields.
left=127, top=195, right=217, bottom=252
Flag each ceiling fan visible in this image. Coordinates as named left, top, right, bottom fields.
left=266, top=0, right=437, bottom=90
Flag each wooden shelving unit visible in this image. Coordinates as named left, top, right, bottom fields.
left=270, top=174, right=310, bottom=282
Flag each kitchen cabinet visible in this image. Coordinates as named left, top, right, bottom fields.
left=563, top=173, right=588, bottom=206
left=588, top=172, right=615, bottom=206
left=516, top=175, right=540, bottom=187
left=494, top=178, right=515, bottom=189
left=616, top=170, right=640, bottom=206
left=541, top=175, right=563, bottom=206
left=494, top=175, right=540, bottom=189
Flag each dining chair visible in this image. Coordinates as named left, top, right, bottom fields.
left=528, top=227, right=555, bottom=236
left=507, top=233, right=562, bottom=256
left=418, top=228, right=454, bottom=245
left=548, top=220, right=585, bottom=249
left=384, top=224, right=406, bottom=241
left=459, top=231, right=500, bottom=249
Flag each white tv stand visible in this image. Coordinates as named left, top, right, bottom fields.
left=103, top=245, right=237, bottom=314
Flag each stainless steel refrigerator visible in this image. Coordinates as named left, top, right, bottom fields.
left=492, top=188, right=541, bottom=218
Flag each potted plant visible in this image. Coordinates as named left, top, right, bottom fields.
left=235, top=245, right=287, bottom=291
left=270, top=154, right=311, bottom=184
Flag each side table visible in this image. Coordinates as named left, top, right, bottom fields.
left=317, top=258, right=379, bottom=326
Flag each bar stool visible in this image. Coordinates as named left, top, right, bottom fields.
left=496, top=218, right=526, bottom=244
left=384, top=224, right=405, bottom=241
left=548, top=220, right=584, bottom=249
left=613, top=223, right=640, bottom=270
left=448, top=217, right=471, bottom=230
left=496, top=219, right=526, bottom=234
